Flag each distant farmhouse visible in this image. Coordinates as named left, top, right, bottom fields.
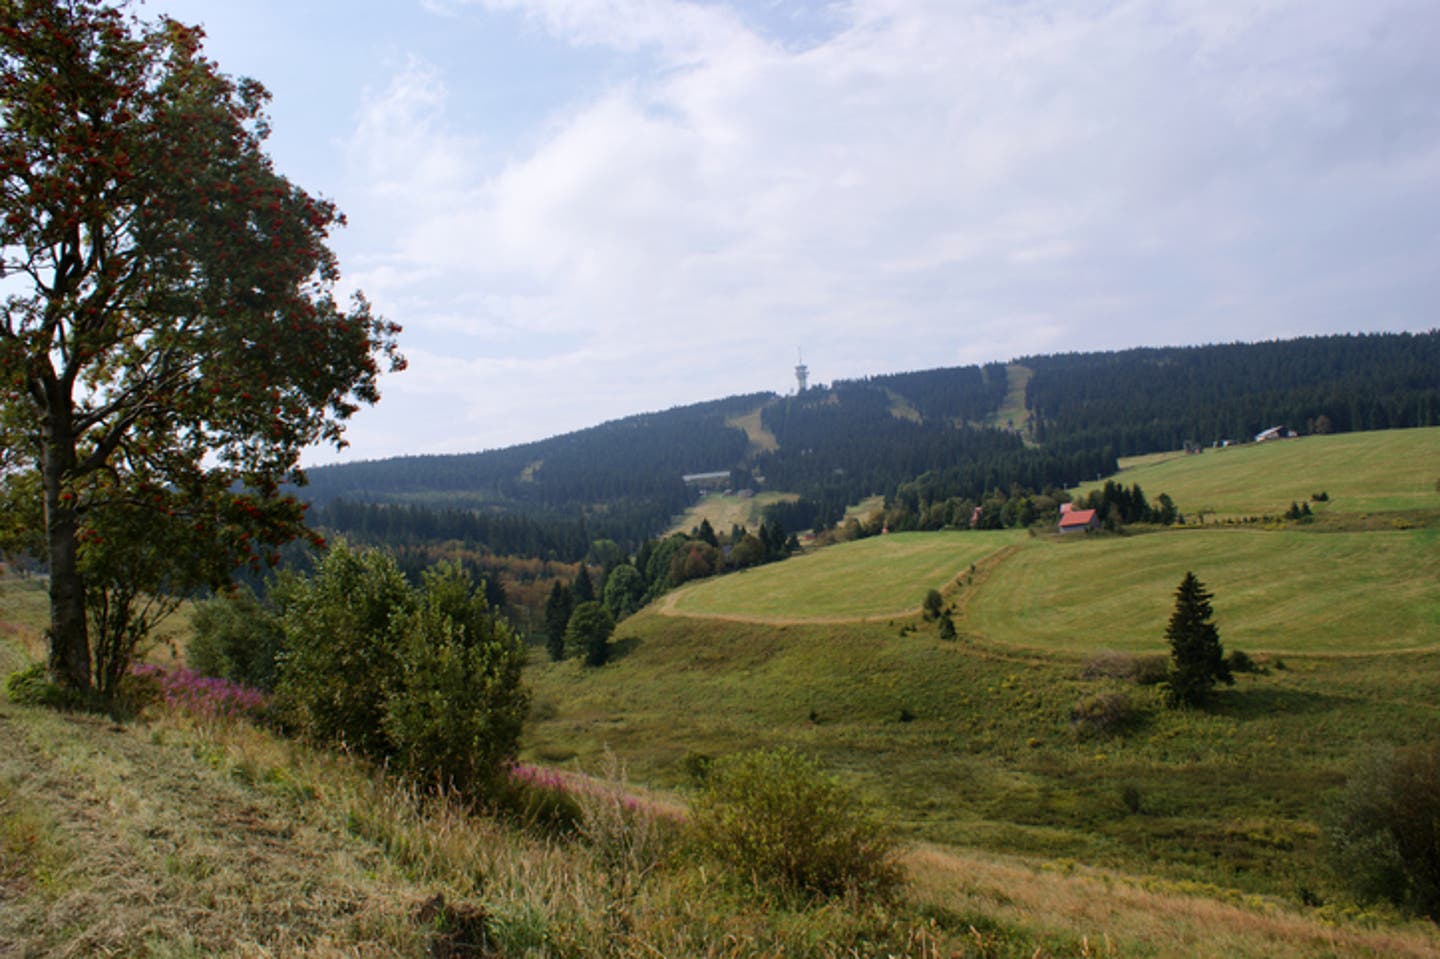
left=1254, top=425, right=1299, bottom=443
left=1057, top=503, right=1099, bottom=534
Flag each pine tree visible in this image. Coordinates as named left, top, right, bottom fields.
left=572, top=565, right=595, bottom=603
left=1165, top=572, right=1232, bottom=707
left=543, top=580, right=573, bottom=662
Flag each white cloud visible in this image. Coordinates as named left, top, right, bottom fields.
left=318, top=0, right=1440, bottom=461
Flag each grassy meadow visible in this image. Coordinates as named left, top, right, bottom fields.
left=965, top=527, right=1440, bottom=654
left=664, top=530, right=1022, bottom=621
left=1076, top=426, right=1440, bottom=518
left=5, top=425, right=1440, bottom=955
left=519, top=425, right=1440, bottom=946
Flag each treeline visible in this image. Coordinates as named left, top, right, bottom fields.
left=1025, top=331, right=1440, bottom=457
left=861, top=361, right=1010, bottom=423
left=749, top=380, right=1115, bottom=531
left=302, top=392, right=769, bottom=524
left=540, top=517, right=796, bottom=657
left=309, top=500, right=593, bottom=562
left=794, top=478, right=1175, bottom=552
left=295, top=332, right=1439, bottom=558
left=750, top=382, right=1034, bottom=527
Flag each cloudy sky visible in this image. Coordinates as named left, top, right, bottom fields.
left=151, top=0, right=1440, bottom=464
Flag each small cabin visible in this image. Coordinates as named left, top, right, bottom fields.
left=1058, top=508, right=1099, bottom=533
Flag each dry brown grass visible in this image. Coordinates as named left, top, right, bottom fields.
left=725, top=406, right=779, bottom=455
left=905, top=844, right=1440, bottom=959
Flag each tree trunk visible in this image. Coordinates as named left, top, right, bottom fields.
left=41, top=408, right=90, bottom=692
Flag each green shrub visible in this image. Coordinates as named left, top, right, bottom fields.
left=1227, top=649, right=1264, bottom=675
left=187, top=585, right=285, bottom=690
left=1082, top=650, right=1168, bottom=685
left=1070, top=691, right=1144, bottom=739
left=4, top=663, right=65, bottom=707
left=564, top=600, right=615, bottom=667
left=273, top=545, right=528, bottom=802
left=688, top=747, right=902, bottom=900
left=382, top=563, right=529, bottom=797
left=273, top=542, right=414, bottom=757
left=937, top=611, right=956, bottom=641
left=1327, top=744, right=1440, bottom=919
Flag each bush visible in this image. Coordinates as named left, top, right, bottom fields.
left=937, top=611, right=956, bottom=641
left=382, top=564, right=529, bottom=796
left=1227, top=649, right=1264, bottom=675
left=1327, top=744, right=1440, bottom=919
left=1070, top=691, right=1144, bottom=739
left=274, top=545, right=529, bottom=801
left=921, top=588, right=943, bottom=620
left=273, top=542, right=414, bottom=757
left=688, top=747, right=902, bottom=900
left=1082, top=650, right=1168, bottom=685
left=4, top=663, right=65, bottom=708
left=187, top=585, right=285, bottom=691
left=564, top=600, right=615, bottom=667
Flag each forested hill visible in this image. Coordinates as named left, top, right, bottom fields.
left=301, top=331, right=1440, bottom=556
left=1025, top=332, right=1440, bottom=457
left=302, top=393, right=769, bottom=547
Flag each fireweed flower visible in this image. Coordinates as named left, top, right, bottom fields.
left=130, top=663, right=270, bottom=721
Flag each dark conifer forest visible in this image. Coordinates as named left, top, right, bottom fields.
left=300, top=331, right=1439, bottom=559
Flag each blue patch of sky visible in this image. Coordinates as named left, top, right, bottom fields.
left=723, top=0, right=849, bottom=51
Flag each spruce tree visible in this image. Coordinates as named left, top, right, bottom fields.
left=543, top=580, right=573, bottom=662
left=572, top=565, right=595, bottom=603
left=1165, top=572, right=1232, bottom=707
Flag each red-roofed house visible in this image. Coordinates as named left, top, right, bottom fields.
left=1058, top=508, right=1099, bottom=533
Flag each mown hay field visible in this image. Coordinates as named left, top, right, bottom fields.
left=664, top=530, right=1023, bottom=621
left=964, top=527, right=1440, bottom=654
left=1076, top=426, right=1440, bottom=518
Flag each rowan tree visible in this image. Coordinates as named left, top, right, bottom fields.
left=1164, top=571, right=1232, bottom=707
left=0, top=1, right=403, bottom=693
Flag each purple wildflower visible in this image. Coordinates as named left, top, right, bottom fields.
left=130, top=663, right=270, bottom=721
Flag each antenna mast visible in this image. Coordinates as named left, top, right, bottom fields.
left=794, top=348, right=808, bottom=393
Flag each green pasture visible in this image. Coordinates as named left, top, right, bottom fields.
left=526, top=599, right=1440, bottom=905
left=666, top=530, right=1022, bottom=620
left=965, top=527, right=1440, bottom=654
left=1077, top=427, right=1440, bottom=518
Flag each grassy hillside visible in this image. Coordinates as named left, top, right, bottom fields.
left=664, top=531, right=1022, bottom=621
left=6, top=427, right=1439, bottom=955
left=965, top=527, right=1440, bottom=654
left=1076, top=427, right=1440, bottom=519
left=527, top=605, right=1440, bottom=907
left=2, top=664, right=1436, bottom=959
left=6, top=644, right=1436, bottom=957
left=521, top=425, right=1440, bottom=941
